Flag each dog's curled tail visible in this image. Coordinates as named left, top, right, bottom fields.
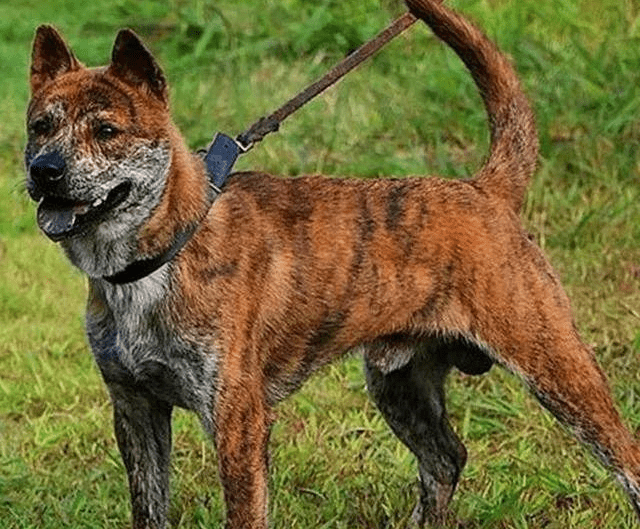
left=406, top=0, right=538, bottom=212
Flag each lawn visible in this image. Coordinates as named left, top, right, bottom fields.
left=1, top=0, right=639, bottom=527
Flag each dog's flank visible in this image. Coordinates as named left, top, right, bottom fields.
left=25, top=1, right=640, bottom=528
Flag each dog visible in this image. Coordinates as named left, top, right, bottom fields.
left=25, top=0, right=640, bottom=527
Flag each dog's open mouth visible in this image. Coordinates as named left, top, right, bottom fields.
left=37, top=181, right=132, bottom=241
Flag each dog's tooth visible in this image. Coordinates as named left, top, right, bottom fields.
left=74, top=203, right=91, bottom=215
left=92, top=197, right=104, bottom=207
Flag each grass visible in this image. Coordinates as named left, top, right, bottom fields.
left=1, top=0, right=639, bottom=527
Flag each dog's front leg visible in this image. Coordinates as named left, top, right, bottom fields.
left=110, top=383, right=173, bottom=529
left=215, top=381, right=272, bottom=529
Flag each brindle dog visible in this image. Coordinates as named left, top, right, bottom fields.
left=25, top=0, right=640, bottom=527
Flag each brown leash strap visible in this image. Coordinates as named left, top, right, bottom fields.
left=236, top=11, right=418, bottom=150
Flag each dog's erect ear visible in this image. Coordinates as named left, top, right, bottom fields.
left=30, top=25, right=81, bottom=94
left=108, top=29, right=167, bottom=104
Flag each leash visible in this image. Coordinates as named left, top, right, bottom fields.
left=105, top=11, right=417, bottom=285
left=203, top=11, right=418, bottom=192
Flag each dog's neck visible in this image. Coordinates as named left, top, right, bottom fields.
left=137, top=128, right=213, bottom=259
left=104, top=131, right=244, bottom=284
left=109, top=131, right=215, bottom=284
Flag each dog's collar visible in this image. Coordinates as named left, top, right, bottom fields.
left=103, top=225, right=197, bottom=284
left=102, top=133, right=242, bottom=285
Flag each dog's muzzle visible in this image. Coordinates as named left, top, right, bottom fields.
left=28, top=151, right=131, bottom=242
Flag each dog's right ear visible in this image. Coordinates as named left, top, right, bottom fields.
left=30, top=25, right=81, bottom=95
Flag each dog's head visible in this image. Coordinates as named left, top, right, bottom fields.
left=25, top=26, right=172, bottom=248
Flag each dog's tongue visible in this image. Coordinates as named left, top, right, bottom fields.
left=37, top=203, right=76, bottom=241
left=37, top=201, right=89, bottom=241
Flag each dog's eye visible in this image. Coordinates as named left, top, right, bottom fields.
left=95, top=123, right=119, bottom=141
left=29, top=117, right=53, bottom=137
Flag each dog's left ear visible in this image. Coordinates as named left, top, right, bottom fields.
left=108, top=29, right=168, bottom=104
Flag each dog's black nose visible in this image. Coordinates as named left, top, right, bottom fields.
left=29, top=151, right=66, bottom=187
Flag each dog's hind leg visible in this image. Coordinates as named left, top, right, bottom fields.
left=364, top=337, right=481, bottom=526
left=476, top=249, right=640, bottom=520
left=110, top=383, right=173, bottom=529
left=497, top=326, right=640, bottom=519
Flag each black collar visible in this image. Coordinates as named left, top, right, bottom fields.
left=102, top=133, right=242, bottom=285
left=102, top=225, right=197, bottom=284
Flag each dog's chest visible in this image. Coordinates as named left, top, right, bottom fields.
left=86, top=270, right=218, bottom=431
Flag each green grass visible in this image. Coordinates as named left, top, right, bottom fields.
left=1, top=0, right=639, bottom=527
